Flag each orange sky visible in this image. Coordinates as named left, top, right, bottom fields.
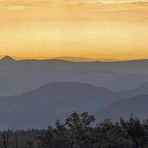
left=0, top=0, right=148, bottom=60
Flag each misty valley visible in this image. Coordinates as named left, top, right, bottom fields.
left=0, top=56, right=148, bottom=128
left=0, top=56, right=147, bottom=148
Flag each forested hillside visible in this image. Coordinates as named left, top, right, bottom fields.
left=0, top=112, right=148, bottom=148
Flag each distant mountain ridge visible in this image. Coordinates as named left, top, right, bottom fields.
left=1, top=55, right=148, bottom=62
left=96, top=94, right=148, bottom=121
left=54, top=56, right=93, bottom=62
left=95, top=82, right=148, bottom=121
left=0, top=82, right=115, bottom=129
left=0, top=81, right=147, bottom=129
left=0, top=55, right=148, bottom=96
left=95, top=82, right=148, bottom=120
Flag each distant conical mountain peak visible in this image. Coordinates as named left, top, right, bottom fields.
left=0, top=55, right=16, bottom=62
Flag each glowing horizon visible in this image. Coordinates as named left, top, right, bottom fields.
left=0, top=0, right=148, bottom=60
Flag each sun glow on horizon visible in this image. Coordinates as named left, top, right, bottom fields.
left=0, top=0, right=148, bottom=60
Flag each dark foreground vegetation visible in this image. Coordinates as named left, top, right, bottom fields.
left=0, top=112, right=148, bottom=148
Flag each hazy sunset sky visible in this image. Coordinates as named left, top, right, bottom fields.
left=0, top=0, right=148, bottom=60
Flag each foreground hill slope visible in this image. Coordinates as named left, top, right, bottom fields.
left=96, top=94, right=148, bottom=121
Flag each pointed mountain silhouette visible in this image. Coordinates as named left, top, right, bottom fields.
left=0, top=56, right=16, bottom=63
